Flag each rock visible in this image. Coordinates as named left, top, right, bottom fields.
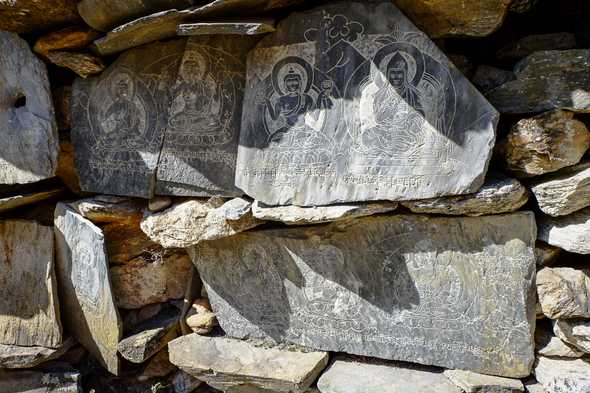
left=498, top=110, right=590, bottom=177
left=252, top=201, right=398, bottom=225
left=497, top=33, right=578, bottom=63
left=149, top=196, right=172, bottom=212
left=0, top=369, right=82, bottom=392
left=110, top=249, right=192, bottom=309
left=0, top=220, right=62, bottom=348
left=54, top=203, right=122, bottom=375
left=401, top=173, right=528, bottom=216
left=140, top=198, right=262, bottom=248
left=534, top=357, right=590, bottom=393
left=237, top=2, right=497, bottom=206
left=509, top=0, right=538, bottom=13
left=34, top=26, right=102, bottom=55
left=0, top=188, right=64, bottom=213
left=169, top=370, right=203, bottom=393
left=137, top=348, right=177, bottom=381
left=0, top=338, right=76, bottom=369
left=531, top=162, right=590, bottom=216
left=0, top=32, right=59, bottom=185
left=536, top=267, right=590, bottom=319
left=57, top=133, right=83, bottom=194
left=443, top=369, right=524, bottom=392
left=193, top=212, right=537, bottom=377
left=71, top=196, right=144, bottom=224
left=53, top=86, right=72, bottom=131
left=537, top=207, right=590, bottom=254
left=535, top=242, right=561, bottom=267
left=169, top=334, right=329, bottom=392
left=0, top=0, right=79, bottom=34
left=103, top=220, right=161, bottom=264
left=524, top=379, right=547, bottom=393
left=317, top=357, right=460, bottom=393
left=177, top=20, right=276, bottom=36
left=45, top=51, right=106, bottom=79
left=487, top=50, right=590, bottom=114
left=185, top=298, right=217, bottom=335
left=535, top=323, right=584, bottom=358
left=471, top=65, right=516, bottom=93
left=553, top=319, right=590, bottom=354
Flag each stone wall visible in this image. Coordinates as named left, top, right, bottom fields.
left=1, top=1, right=590, bottom=392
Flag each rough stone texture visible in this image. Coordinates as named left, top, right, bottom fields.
left=0, top=0, right=79, bottom=34
left=496, top=33, right=578, bottom=64
left=170, top=370, right=203, bottom=393
left=531, top=162, right=590, bottom=216
left=0, top=337, right=75, bottom=369
left=45, top=51, right=106, bottom=79
left=498, top=110, right=590, bottom=178
left=137, top=347, right=177, bottom=381
left=534, top=357, right=590, bottom=393
left=169, top=334, right=329, bottom=392
left=57, top=133, right=83, bottom=194
left=535, top=242, right=561, bottom=267
left=524, top=379, right=547, bottom=393
left=0, top=32, right=59, bottom=185
left=71, top=195, right=144, bottom=224
left=0, top=220, right=62, bottom=348
left=401, top=173, right=528, bottom=216
left=54, top=203, right=122, bottom=375
left=193, top=213, right=537, bottom=377
left=536, top=267, right=590, bottom=319
left=237, top=2, right=497, bottom=206
left=186, top=298, right=218, bottom=335
left=487, top=50, right=590, bottom=114
left=443, top=369, right=524, bottom=392
left=553, top=319, right=590, bottom=354
left=103, top=220, right=161, bottom=264
left=0, top=370, right=82, bottom=393
left=141, top=198, right=262, bottom=248
left=535, top=324, right=584, bottom=358
left=149, top=196, right=172, bottom=212
left=471, top=65, right=516, bottom=93
left=34, top=26, right=102, bottom=55
left=317, top=358, right=460, bottom=393
left=252, top=200, right=398, bottom=225
left=0, top=188, right=63, bottom=213
left=537, top=208, right=590, bottom=254
left=177, top=21, right=276, bottom=36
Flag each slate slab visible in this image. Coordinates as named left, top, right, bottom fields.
left=54, top=203, right=122, bottom=375
left=177, top=21, right=276, bottom=36
left=0, top=188, right=63, bottom=214
left=0, top=338, right=76, bottom=369
left=537, top=208, right=590, bottom=254
left=443, top=369, right=524, bottom=392
left=236, top=1, right=498, bottom=206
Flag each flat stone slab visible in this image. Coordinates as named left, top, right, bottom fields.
left=169, top=334, right=328, bottom=392
left=0, top=32, right=59, bottom=185
left=0, top=337, right=76, bottom=369
left=54, top=203, right=122, bottom=375
left=531, top=162, right=590, bottom=216
left=0, top=188, right=64, bottom=213
left=0, top=220, right=62, bottom=348
left=443, top=369, right=524, bottom=392
left=553, top=319, right=590, bottom=354
left=177, top=20, right=276, bottom=36
left=236, top=1, right=497, bottom=206
left=0, top=370, right=82, bottom=393
left=192, top=212, right=537, bottom=377
left=537, top=208, right=590, bottom=254
left=534, top=357, right=590, bottom=393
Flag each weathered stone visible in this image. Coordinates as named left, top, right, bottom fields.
left=141, top=198, right=262, bottom=248
left=443, top=369, right=524, bottom=392
left=193, top=213, right=537, bottom=377
left=170, top=370, right=203, bottom=393
left=237, top=2, right=497, bottom=206
left=34, top=26, right=102, bottom=55
left=53, top=86, right=72, bottom=131
left=535, top=242, right=561, bottom=267
left=553, top=319, right=590, bottom=354
left=45, top=51, right=106, bottom=79
left=148, top=196, right=172, bottom=212
left=177, top=20, right=276, bottom=36
left=0, top=0, right=79, bottom=34
left=536, top=267, right=590, bottom=319
left=57, top=135, right=83, bottom=194
left=0, top=370, right=82, bottom=393
left=535, top=323, right=584, bottom=358
left=317, top=358, right=460, bottom=393
left=137, top=347, right=177, bottom=381
left=487, top=50, right=590, bottom=114
left=497, top=33, right=578, bottom=64
left=524, top=379, right=547, bottom=393
left=471, top=65, right=515, bottom=93
left=54, top=203, right=122, bottom=375
left=531, top=162, right=590, bottom=216
left=0, top=188, right=64, bottom=213
left=71, top=196, right=144, bottom=224
left=0, top=220, right=62, bottom=348
left=103, top=220, right=161, bottom=264
left=0, top=32, right=59, bottom=185
left=502, top=110, right=590, bottom=177
left=252, top=200, right=398, bottom=225
left=169, top=334, right=328, bottom=392
left=537, top=208, right=590, bottom=254
left=534, top=357, right=590, bottom=393
left=186, top=298, right=217, bottom=335
left=0, top=337, right=76, bottom=369
left=402, top=173, right=528, bottom=216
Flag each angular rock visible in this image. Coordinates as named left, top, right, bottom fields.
left=0, top=370, right=82, bottom=393
left=537, top=208, right=590, bottom=254
left=497, top=33, right=578, bottom=64
left=536, top=267, right=590, bottom=319
left=487, top=50, right=590, bottom=114
left=0, top=0, right=79, bottom=34
left=54, top=203, right=122, bottom=375
left=534, top=357, right=590, bottom=393
left=237, top=2, right=497, bottom=206
left=185, top=298, right=217, bottom=335
left=553, top=319, right=590, bottom=354
left=498, top=110, right=590, bottom=177
left=0, top=32, right=59, bottom=185
left=0, top=338, right=76, bottom=369
left=471, top=65, right=516, bottom=93
left=531, top=162, right=590, bottom=216
left=252, top=200, right=398, bottom=225
left=71, top=195, right=144, bottom=224
left=34, top=26, right=102, bottom=55
left=103, top=220, right=161, bottom=264
left=535, top=242, right=561, bottom=267
left=45, top=51, right=106, bottom=79
left=141, top=198, right=262, bottom=248
left=443, top=369, right=524, bottom=392
left=0, top=220, right=62, bottom=348
left=193, top=213, right=537, bottom=377
left=0, top=188, right=64, bottom=213
left=169, top=334, right=329, bottom=392
left=177, top=20, right=276, bottom=36
left=535, top=323, right=584, bottom=358
left=401, top=173, right=528, bottom=216
left=317, top=358, right=460, bottom=393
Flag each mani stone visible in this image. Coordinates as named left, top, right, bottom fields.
left=0, top=370, right=82, bottom=393
left=537, top=208, right=590, bottom=254
left=443, top=370, right=524, bottom=393
left=0, top=220, right=62, bottom=348
left=317, top=358, right=460, bottom=393
left=177, top=20, right=276, bottom=36
left=553, top=319, right=590, bottom=354
left=0, top=32, right=59, bottom=185
left=236, top=1, right=498, bottom=206
left=169, top=334, right=329, bottom=392
left=498, top=110, right=590, bottom=178
left=487, top=50, right=590, bottom=114
left=534, top=357, right=590, bottom=393
left=535, top=324, right=584, bottom=358
left=0, top=0, right=79, bottom=34
left=531, top=162, right=590, bottom=216
left=536, top=267, right=590, bottom=319
left=54, top=203, right=122, bottom=375
left=401, top=173, right=528, bottom=216
left=192, top=212, right=537, bottom=377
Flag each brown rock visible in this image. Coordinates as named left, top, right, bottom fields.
left=185, top=298, right=217, bottom=335
left=52, top=86, right=72, bottom=131
left=537, top=267, right=590, bottom=319
left=535, top=242, right=561, bottom=267
left=56, top=133, right=83, bottom=194
left=0, top=188, right=64, bottom=214
left=34, top=25, right=102, bottom=55
left=138, top=348, right=177, bottom=381
left=45, top=51, right=106, bottom=78
left=0, top=0, right=80, bottom=34
left=71, top=195, right=144, bottom=224
left=103, top=219, right=162, bottom=264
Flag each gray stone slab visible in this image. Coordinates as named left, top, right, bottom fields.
left=0, top=337, right=76, bottom=369
left=177, top=21, right=276, bottom=36
left=0, top=220, right=62, bottom=348
left=443, top=369, right=524, bottom=392
left=0, top=370, right=82, bottom=393
left=537, top=208, right=590, bottom=254
left=531, top=162, right=590, bottom=216
left=54, top=203, right=122, bottom=375
left=236, top=1, right=498, bottom=206
left=0, top=32, right=59, bottom=185
left=192, top=212, right=537, bottom=377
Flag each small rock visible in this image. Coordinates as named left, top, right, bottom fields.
left=471, top=65, right=516, bottom=93
left=443, top=369, right=524, bottom=392
left=185, top=298, right=217, bottom=335
left=34, top=25, right=102, bottom=54
left=534, top=356, right=590, bottom=393
left=535, top=323, right=584, bottom=358
left=497, top=33, right=578, bottom=63
left=103, top=219, right=162, bottom=264
left=553, top=319, right=590, bottom=354
left=523, top=378, right=548, bottom=393
left=45, top=51, right=106, bottom=78
left=0, top=338, right=76, bottom=369
left=535, top=242, right=561, bottom=267
left=0, top=369, right=82, bottom=392
left=536, top=267, right=590, bottom=319
left=71, top=196, right=144, bottom=224
left=538, top=208, right=590, bottom=254
left=169, top=370, right=203, bottom=393
left=148, top=196, right=172, bottom=212
left=531, top=162, right=590, bottom=216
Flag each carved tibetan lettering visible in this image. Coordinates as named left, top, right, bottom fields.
left=236, top=1, right=497, bottom=206
left=192, top=213, right=536, bottom=378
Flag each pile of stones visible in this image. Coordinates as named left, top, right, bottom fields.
left=1, top=0, right=590, bottom=392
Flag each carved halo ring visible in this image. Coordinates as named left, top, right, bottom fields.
left=372, top=42, right=425, bottom=89
left=271, top=56, right=314, bottom=96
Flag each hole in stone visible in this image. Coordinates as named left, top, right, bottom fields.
left=14, top=94, right=26, bottom=108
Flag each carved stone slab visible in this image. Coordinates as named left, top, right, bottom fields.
left=236, top=1, right=498, bottom=206
left=0, top=220, right=62, bottom=348
left=0, top=32, right=59, bottom=185
left=54, top=203, right=122, bottom=375
left=192, top=213, right=537, bottom=377
left=0, top=370, right=82, bottom=393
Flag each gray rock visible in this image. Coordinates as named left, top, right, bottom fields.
left=534, top=357, right=590, bottom=393
left=177, top=20, right=276, bottom=36
left=169, top=334, right=329, bottom=392
left=0, top=370, right=82, bottom=393
left=535, top=324, right=584, bottom=358
left=193, top=213, right=537, bottom=377
left=0, top=188, right=64, bottom=214
left=236, top=1, right=497, bottom=206
left=524, top=379, right=547, bottom=393
left=536, top=267, right=590, bottom=319
left=487, top=50, right=590, bottom=114
left=497, top=33, right=578, bottom=63
left=169, top=370, right=203, bottom=393
left=471, top=65, right=516, bottom=93
left=537, top=208, right=590, bottom=254
left=0, top=338, right=76, bottom=369
left=531, top=162, right=590, bottom=216
left=401, top=173, right=528, bottom=216
left=54, top=203, right=122, bottom=375
left=553, top=319, right=590, bottom=354
left=0, top=220, right=62, bottom=348
left=443, top=369, right=524, bottom=392
left=0, top=32, right=59, bottom=185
